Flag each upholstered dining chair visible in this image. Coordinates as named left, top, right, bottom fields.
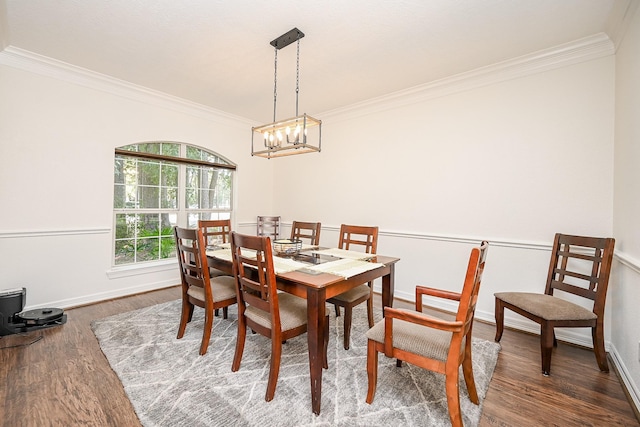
left=257, top=215, right=280, bottom=240
left=290, top=220, right=321, bottom=245
left=199, top=219, right=233, bottom=318
left=199, top=219, right=231, bottom=247
left=494, top=233, right=615, bottom=376
left=327, top=224, right=378, bottom=350
left=174, top=226, right=237, bottom=355
left=366, top=241, right=489, bottom=427
left=199, top=219, right=232, bottom=276
left=230, top=231, right=328, bottom=402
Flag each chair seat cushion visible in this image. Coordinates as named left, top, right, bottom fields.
left=366, top=309, right=454, bottom=362
left=246, top=293, right=308, bottom=332
left=328, top=284, right=371, bottom=303
left=187, top=275, right=237, bottom=303
left=209, top=268, right=227, bottom=278
left=495, top=292, right=597, bottom=321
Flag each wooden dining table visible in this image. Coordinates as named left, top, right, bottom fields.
left=206, top=247, right=400, bottom=415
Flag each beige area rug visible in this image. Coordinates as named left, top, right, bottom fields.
left=92, top=300, right=500, bottom=426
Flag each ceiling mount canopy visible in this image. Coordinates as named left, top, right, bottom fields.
left=270, top=27, right=304, bottom=49
left=251, top=27, right=322, bottom=159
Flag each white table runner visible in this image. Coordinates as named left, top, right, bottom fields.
left=304, top=258, right=384, bottom=278
left=206, top=248, right=233, bottom=262
left=206, top=249, right=308, bottom=274
left=310, top=248, right=375, bottom=260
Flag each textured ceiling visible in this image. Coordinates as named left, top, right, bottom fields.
left=1, top=0, right=629, bottom=122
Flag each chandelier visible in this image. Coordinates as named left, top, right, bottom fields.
left=251, top=28, right=322, bottom=159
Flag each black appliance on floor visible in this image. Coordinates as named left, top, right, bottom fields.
left=0, top=287, right=66, bottom=336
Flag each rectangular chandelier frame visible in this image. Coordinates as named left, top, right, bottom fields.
left=251, top=27, right=322, bottom=159
left=251, top=113, right=322, bottom=159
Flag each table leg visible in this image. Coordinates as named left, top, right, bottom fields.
left=381, top=263, right=395, bottom=316
left=306, top=288, right=326, bottom=415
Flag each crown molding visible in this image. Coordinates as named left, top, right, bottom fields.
left=0, top=32, right=616, bottom=129
left=0, top=46, right=252, bottom=127
left=606, top=0, right=639, bottom=51
left=0, top=0, right=8, bottom=51
left=321, top=33, right=615, bottom=122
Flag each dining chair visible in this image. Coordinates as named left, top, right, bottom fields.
left=494, top=233, right=615, bottom=375
left=257, top=215, right=280, bottom=240
left=326, top=224, right=378, bottom=350
left=199, top=219, right=231, bottom=247
left=230, top=231, right=329, bottom=402
left=199, top=219, right=232, bottom=276
left=366, top=241, right=489, bottom=427
left=290, top=220, right=321, bottom=245
left=199, top=219, right=234, bottom=318
left=174, top=226, right=237, bottom=355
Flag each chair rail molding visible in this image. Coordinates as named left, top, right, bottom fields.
left=615, top=250, right=640, bottom=275
left=0, top=227, right=110, bottom=238
left=276, top=222, right=553, bottom=252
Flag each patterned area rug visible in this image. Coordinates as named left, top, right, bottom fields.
left=92, top=300, right=500, bottom=427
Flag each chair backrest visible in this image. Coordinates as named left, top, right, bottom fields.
left=544, top=233, right=615, bottom=314
left=455, top=241, right=489, bottom=334
left=230, top=232, right=281, bottom=326
left=338, top=224, right=378, bottom=254
left=290, top=221, right=321, bottom=245
left=257, top=216, right=280, bottom=240
left=198, top=219, right=231, bottom=247
left=174, top=226, right=211, bottom=301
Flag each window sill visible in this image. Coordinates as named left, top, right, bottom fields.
left=106, top=260, right=178, bottom=279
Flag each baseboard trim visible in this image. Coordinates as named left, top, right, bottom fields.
left=608, top=344, right=640, bottom=420
left=24, top=280, right=178, bottom=311
left=382, top=289, right=639, bottom=418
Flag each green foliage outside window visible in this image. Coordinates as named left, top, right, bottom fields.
left=113, top=142, right=234, bottom=266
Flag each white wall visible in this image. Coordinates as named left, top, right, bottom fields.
left=0, top=56, right=274, bottom=307
left=1, top=27, right=637, bottom=409
left=0, top=38, right=616, bottom=335
left=612, top=3, right=640, bottom=411
left=274, top=52, right=615, bottom=338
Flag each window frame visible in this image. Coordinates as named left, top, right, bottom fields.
left=112, top=142, right=236, bottom=267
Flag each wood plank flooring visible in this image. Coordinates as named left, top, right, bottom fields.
left=0, top=286, right=638, bottom=426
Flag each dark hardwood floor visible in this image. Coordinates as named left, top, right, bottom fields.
left=0, top=286, right=638, bottom=426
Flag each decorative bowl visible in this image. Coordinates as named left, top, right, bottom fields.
left=273, top=239, right=303, bottom=256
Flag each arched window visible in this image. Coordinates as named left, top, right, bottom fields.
left=113, top=142, right=235, bottom=266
